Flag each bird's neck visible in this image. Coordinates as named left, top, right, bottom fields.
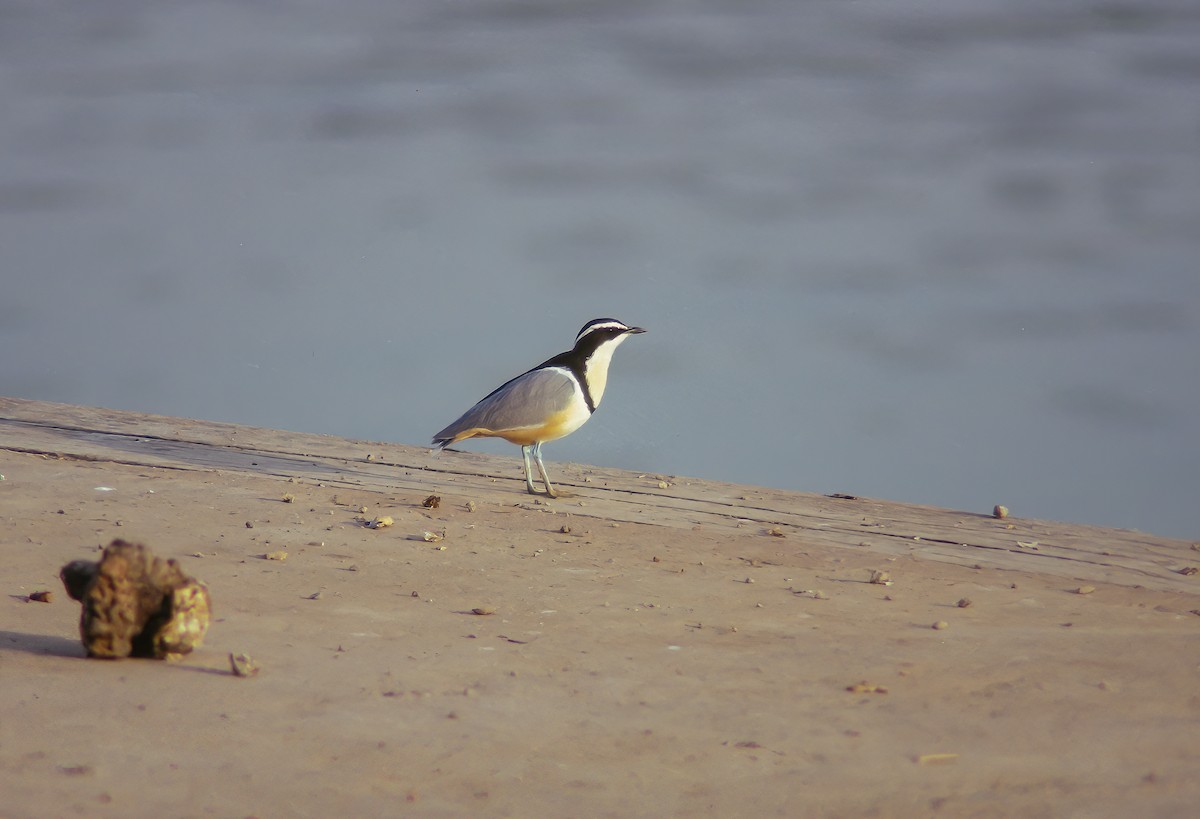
left=580, top=335, right=628, bottom=408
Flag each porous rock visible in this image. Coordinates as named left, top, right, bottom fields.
left=60, top=539, right=211, bottom=659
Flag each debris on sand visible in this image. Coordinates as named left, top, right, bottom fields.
left=229, top=652, right=259, bottom=678
left=846, top=681, right=888, bottom=694
left=916, top=753, right=959, bottom=765
left=60, top=539, right=211, bottom=660
left=791, top=588, right=829, bottom=600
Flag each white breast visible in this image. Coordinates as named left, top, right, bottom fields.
left=581, top=333, right=632, bottom=407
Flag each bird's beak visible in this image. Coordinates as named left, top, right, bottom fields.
left=627, top=326, right=647, bottom=335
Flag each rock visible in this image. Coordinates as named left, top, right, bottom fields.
left=229, top=652, right=259, bottom=678
left=60, top=539, right=211, bottom=660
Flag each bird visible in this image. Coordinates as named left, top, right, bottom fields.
left=432, top=318, right=646, bottom=498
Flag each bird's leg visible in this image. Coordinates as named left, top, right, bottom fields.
left=520, top=445, right=538, bottom=495
left=532, top=441, right=558, bottom=498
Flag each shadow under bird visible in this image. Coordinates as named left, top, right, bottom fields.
left=432, top=318, right=646, bottom=497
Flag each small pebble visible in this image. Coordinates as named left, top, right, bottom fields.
left=846, top=681, right=888, bottom=694
left=932, top=620, right=949, bottom=630
left=229, top=653, right=260, bottom=678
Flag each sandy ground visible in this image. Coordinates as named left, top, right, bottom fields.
left=3, top=427, right=1200, bottom=817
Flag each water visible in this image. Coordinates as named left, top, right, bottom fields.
left=2, top=0, right=1197, bottom=539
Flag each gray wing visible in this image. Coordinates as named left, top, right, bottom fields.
left=433, top=367, right=577, bottom=444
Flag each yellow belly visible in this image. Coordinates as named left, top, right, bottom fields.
left=451, top=407, right=588, bottom=447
